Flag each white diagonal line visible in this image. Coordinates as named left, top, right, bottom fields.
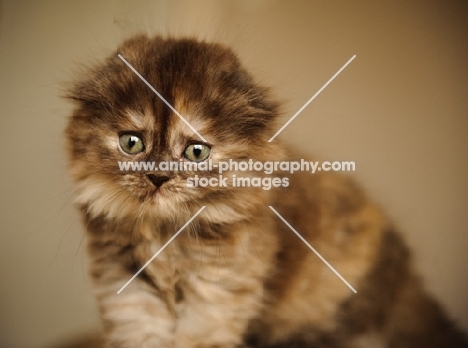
left=268, top=206, right=357, bottom=293
left=117, top=206, right=206, bottom=294
left=268, top=55, right=356, bottom=142
left=118, top=54, right=207, bottom=142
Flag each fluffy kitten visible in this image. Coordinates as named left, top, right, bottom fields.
left=65, top=35, right=468, bottom=348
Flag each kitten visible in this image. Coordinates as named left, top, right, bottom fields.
left=65, top=35, right=468, bottom=348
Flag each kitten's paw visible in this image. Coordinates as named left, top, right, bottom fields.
left=105, top=337, right=174, bottom=348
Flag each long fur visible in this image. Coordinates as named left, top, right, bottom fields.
left=65, top=35, right=468, bottom=348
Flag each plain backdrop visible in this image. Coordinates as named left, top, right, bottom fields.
left=1, top=1, right=467, bottom=347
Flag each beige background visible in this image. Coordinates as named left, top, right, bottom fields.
left=1, top=1, right=467, bottom=347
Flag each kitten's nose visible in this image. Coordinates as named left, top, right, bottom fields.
left=146, top=174, right=170, bottom=188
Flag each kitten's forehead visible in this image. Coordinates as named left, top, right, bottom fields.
left=116, top=39, right=232, bottom=126
left=125, top=109, right=154, bottom=129
left=115, top=41, right=229, bottom=142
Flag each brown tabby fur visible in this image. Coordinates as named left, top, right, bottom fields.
left=65, top=35, right=468, bottom=348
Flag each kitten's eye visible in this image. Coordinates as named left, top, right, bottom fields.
left=184, top=144, right=211, bottom=162
left=119, top=134, right=144, bottom=154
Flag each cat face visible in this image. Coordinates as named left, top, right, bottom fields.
left=66, top=35, right=283, bottom=221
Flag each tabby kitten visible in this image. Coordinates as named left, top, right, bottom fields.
left=65, top=35, right=468, bottom=348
